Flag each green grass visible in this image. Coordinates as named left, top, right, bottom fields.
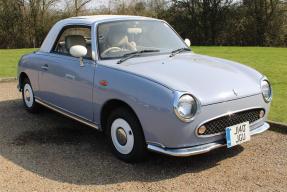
left=0, top=48, right=36, bottom=77
left=0, top=47, right=286, bottom=123
left=192, top=46, right=287, bottom=123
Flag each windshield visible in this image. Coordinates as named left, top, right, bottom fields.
left=97, top=20, right=187, bottom=59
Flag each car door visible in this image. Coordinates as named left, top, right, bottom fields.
left=38, top=25, right=95, bottom=121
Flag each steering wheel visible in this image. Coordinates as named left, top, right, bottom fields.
left=102, top=47, right=122, bottom=57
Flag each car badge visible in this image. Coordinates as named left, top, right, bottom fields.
left=233, top=89, right=238, bottom=96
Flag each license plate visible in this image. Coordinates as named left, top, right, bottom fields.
left=226, top=122, right=250, bottom=148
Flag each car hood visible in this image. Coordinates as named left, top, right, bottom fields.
left=100, top=52, right=263, bottom=105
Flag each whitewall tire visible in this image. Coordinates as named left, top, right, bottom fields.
left=22, top=78, right=39, bottom=113
left=106, top=107, right=147, bottom=163
left=23, top=83, right=34, bottom=108
left=111, top=118, right=135, bottom=155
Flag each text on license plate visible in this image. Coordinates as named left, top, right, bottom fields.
left=225, top=121, right=251, bottom=148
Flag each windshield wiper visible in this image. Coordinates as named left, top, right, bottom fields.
left=169, top=47, right=191, bottom=57
left=117, top=49, right=160, bottom=64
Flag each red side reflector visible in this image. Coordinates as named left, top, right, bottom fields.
left=99, top=80, right=108, bottom=86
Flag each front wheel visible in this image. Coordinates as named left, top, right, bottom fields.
left=22, top=78, right=39, bottom=113
left=106, top=107, right=147, bottom=163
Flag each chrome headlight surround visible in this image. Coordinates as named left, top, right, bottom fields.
left=173, top=91, right=200, bottom=122
left=261, top=78, right=272, bottom=103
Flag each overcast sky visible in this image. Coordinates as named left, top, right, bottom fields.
left=54, top=0, right=107, bottom=10
left=54, top=0, right=125, bottom=9
left=54, top=0, right=146, bottom=10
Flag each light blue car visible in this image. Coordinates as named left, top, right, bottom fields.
left=17, top=15, right=272, bottom=162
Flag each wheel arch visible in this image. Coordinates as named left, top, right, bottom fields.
left=18, top=72, right=29, bottom=91
left=100, top=99, right=143, bottom=133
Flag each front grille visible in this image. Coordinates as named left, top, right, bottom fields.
left=198, top=108, right=263, bottom=136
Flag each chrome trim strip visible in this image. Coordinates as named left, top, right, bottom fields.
left=250, top=122, right=270, bottom=135
left=148, top=141, right=226, bottom=157
left=195, top=107, right=265, bottom=138
left=35, top=98, right=99, bottom=130
left=147, top=122, right=269, bottom=157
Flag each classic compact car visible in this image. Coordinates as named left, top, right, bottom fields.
left=17, top=15, right=272, bottom=162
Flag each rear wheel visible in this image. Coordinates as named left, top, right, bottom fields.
left=22, top=78, right=39, bottom=113
left=106, top=107, right=147, bottom=163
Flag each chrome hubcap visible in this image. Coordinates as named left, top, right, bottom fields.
left=111, top=118, right=134, bottom=154
left=116, top=127, right=127, bottom=146
left=25, top=89, right=31, bottom=102
left=23, top=84, right=34, bottom=108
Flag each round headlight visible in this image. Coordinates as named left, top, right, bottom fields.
left=261, top=80, right=272, bottom=102
left=174, top=94, right=198, bottom=122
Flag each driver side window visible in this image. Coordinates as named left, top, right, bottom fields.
left=53, top=26, right=92, bottom=59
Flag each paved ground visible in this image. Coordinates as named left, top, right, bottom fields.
left=0, top=81, right=286, bottom=192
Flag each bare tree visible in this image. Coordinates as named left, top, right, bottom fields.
left=0, top=0, right=286, bottom=48
left=24, top=0, right=59, bottom=47
left=74, top=0, right=92, bottom=16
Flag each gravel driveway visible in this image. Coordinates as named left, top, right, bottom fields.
left=0, top=81, right=286, bottom=192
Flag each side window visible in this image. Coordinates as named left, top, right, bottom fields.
left=53, top=26, right=92, bottom=59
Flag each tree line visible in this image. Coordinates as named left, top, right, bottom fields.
left=0, top=0, right=286, bottom=49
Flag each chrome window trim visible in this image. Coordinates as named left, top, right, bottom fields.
left=49, top=24, right=95, bottom=60
left=195, top=107, right=265, bottom=138
left=35, top=98, right=99, bottom=130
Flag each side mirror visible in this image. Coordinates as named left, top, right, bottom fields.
left=69, top=45, right=87, bottom=67
left=184, top=38, right=191, bottom=47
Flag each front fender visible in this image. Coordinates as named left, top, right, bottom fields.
left=93, top=64, right=186, bottom=146
left=17, top=53, right=40, bottom=94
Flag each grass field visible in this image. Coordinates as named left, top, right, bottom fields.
left=0, top=48, right=36, bottom=77
left=0, top=47, right=286, bottom=123
left=192, top=46, right=287, bottom=123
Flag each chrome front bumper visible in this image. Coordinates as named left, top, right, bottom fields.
left=147, top=122, right=270, bottom=157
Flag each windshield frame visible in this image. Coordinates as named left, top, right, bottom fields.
left=95, top=19, right=189, bottom=61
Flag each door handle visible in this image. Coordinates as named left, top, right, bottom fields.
left=41, top=64, right=48, bottom=71
left=65, top=74, right=75, bottom=80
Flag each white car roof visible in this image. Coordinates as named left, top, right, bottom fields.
left=39, top=15, right=160, bottom=54
left=64, top=15, right=158, bottom=24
